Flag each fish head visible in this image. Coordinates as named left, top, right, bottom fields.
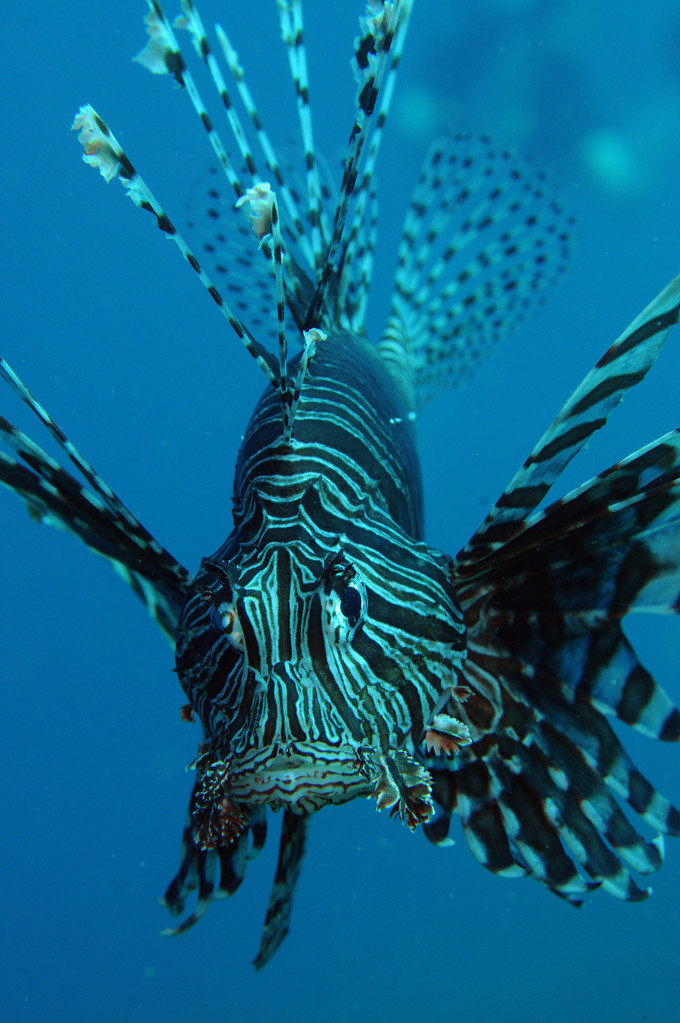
left=175, top=510, right=468, bottom=846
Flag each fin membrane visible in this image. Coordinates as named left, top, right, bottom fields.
left=381, top=133, right=574, bottom=405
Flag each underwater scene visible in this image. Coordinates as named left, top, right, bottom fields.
left=2, top=1, right=680, bottom=1020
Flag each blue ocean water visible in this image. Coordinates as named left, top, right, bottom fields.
left=2, top=1, right=680, bottom=1019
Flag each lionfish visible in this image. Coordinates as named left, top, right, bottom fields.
left=2, top=0, right=680, bottom=970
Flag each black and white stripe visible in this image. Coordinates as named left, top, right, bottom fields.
left=3, top=0, right=680, bottom=973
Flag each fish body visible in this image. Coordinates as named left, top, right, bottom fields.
left=176, top=329, right=464, bottom=831
left=2, top=0, right=680, bottom=970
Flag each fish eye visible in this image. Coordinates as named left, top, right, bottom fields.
left=339, top=584, right=363, bottom=628
left=198, top=559, right=244, bottom=651
left=212, top=600, right=245, bottom=651
left=320, top=554, right=367, bottom=644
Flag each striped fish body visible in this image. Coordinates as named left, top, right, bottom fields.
left=176, top=329, right=466, bottom=839
left=3, top=0, right=680, bottom=972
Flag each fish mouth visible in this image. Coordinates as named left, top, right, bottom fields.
left=191, top=738, right=437, bottom=850
left=190, top=740, right=375, bottom=849
left=227, top=741, right=374, bottom=811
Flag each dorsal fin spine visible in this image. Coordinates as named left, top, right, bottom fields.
left=173, top=0, right=256, bottom=198
left=136, top=0, right=244, bottom=200
left=72, top=105, right=278, bottom=388
left=303, top=0, right=413, bottom=330
left=213, top=22, right=313, bottom=267
left=277, top=0, right=325, bottom=275
left=338, top=0, right=414, bottom=330
left=286, top=328, right=327, bottom=442
left=237, top=182, right=292, bottom=432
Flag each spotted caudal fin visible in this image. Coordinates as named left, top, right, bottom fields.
left=0, top=356, right=188, bottom=642
left=423, top=279, right=680, bottom=901
left=379, top=134, right=574, bottom=407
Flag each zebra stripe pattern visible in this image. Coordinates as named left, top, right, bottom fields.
left=175, top=329, right=467, bottom=819
left=3, top=0, right=680, bottom=971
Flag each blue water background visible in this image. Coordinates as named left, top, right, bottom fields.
left=2, top=1, right=680, bottom=1019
